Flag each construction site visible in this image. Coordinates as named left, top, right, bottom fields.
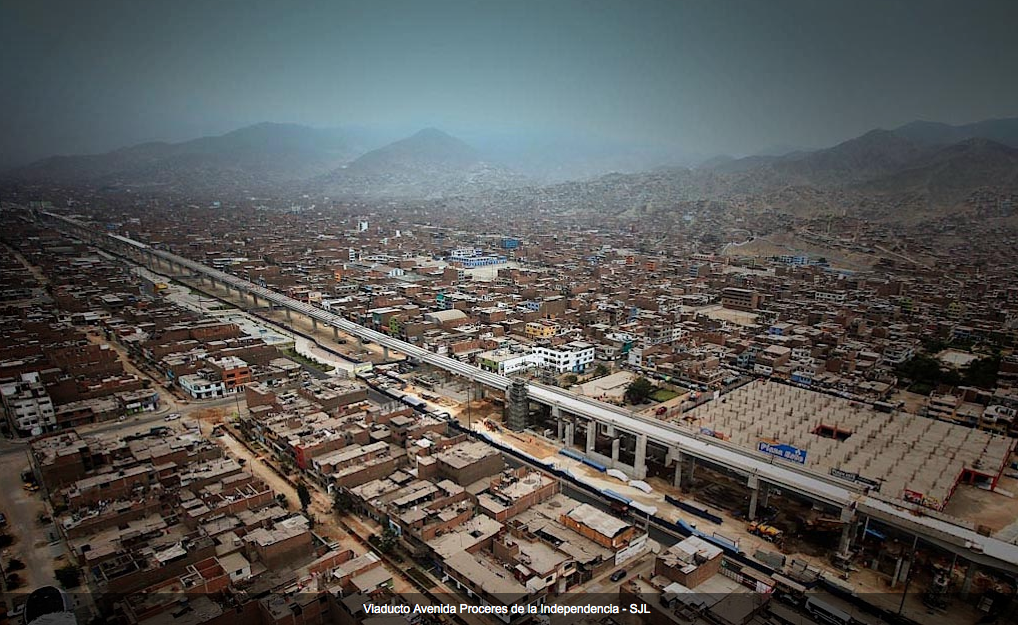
left=469, top=402, right=1014, bottom=624
left=678, top=380, right=1016, bottom=513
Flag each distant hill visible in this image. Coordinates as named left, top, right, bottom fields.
left=343, top=128, right=480, bottom=174
left=768, top=129, right=930, bottom=185
left=7, top=123, right=378, bottom=190
left=495, top=122, right=1018, bottom=221
left=861, top=137, right=1018, bottom=206
left=892, top=117, right=1018, bottom=148
left=315, top=128, right=528, bottom=199
left=6, top=115, right=1018, bottom=210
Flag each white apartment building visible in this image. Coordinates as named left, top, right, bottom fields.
left=1, top=372, right=56, bottom=436
left=179, top=374, right=226, bottom=399
left=814, top=290, right=848, bottom=304
left=477, top=349, right=538, bottom=376
left=532, top=341, right=595, bottom=374
left=478, top=342, right=596, bottom=375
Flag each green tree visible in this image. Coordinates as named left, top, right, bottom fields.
left=297, top=483, right=312, bottom=511
left=895, top=354, right=961, bottom=390
left=626, top=377, right=655, bottom=404
left=54, top=565, right=81, bottom=589
left=593, top=363, right=610, bottom=377
left=562, top=374, right=579, bottom=387
left=333, top=487, right=352, bottom=513
left=963, top=355, right=1001, bottom=389
left=376, top=527, right=399, bottom=554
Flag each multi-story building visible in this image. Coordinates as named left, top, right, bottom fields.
left=179, top=373, right=226, bottom=399
left=476, top=348, right=537, bottom=376
left=531, top=341, right=595, bottom=374
left=720, top=287, right=761, bottom=310
left=1, top=372, right=56, bottom=436
left=524, top=320, right=560, bottom=339
left=206, top=355, right=252, bottom=392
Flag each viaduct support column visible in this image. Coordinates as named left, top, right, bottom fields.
left=634, top=433, right=648, bottom=479
left=285, top=309, right=292, bottom=322
left=748, top=475, right=760, bottom=520
left=311, top=318, right=318, bottom=332
left=585, top=421, right=596, bottom=455
left=564, top=420, right=574, bottom=448
left=383, top=346, right=390, bottom=360
left=552, top=407, right=563, bottom=441
left=673, top=452, right=684, bottom=488
left=611, top=438, right=620, bottom=464
left=332, top=327, right=339, bottom=340
left=960, top=562, right=977, bottom=598
left=838, top=505, right=858, bottom=555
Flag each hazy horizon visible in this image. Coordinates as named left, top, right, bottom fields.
left=2, top=0, right=1017, bottom=168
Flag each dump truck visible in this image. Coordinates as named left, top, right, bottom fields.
left=748, top=521, right=784, bottom=543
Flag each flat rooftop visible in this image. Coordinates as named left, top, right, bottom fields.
left=435, top=440, right=500, bottom=469
left=565, top=502, right=631, bottom=538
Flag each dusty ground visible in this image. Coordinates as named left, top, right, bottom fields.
left=891, top=389, right=929, bottom=415
left=721, top=231, right=881, bottom=271
left=942, top=476, right=1018, bottom=531
left=0, top=442, right=58, bottom=593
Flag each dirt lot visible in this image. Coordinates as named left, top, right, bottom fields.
left=942, top=475, right=1018, bottom=531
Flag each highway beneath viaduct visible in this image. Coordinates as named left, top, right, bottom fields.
left=39, top=209, right=1018, bottom=581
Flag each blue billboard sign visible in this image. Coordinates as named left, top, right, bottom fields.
left=758, top=440, right=808, bottom=465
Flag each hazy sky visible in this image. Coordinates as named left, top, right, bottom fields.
left=1, top=0, right=1016, bottom=166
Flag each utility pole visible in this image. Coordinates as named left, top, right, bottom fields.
left=897, top=533, right=920, bottom=617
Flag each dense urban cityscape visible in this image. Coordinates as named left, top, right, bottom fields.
left=2, top=1, right=1018, bottom=624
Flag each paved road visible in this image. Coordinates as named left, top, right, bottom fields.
left=560, top=548, right=657, bottom=608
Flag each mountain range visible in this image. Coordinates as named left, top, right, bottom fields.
left=691, top=119, right=1018, bottom=214
left=8, top=123, right=386, bottom=190
left=314, top=128, right=528, bottom=199
left=5, top=116, right=1018, bottom=214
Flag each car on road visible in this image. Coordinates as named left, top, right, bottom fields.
left=22, top=483, right=39, bottom=492
left=610, top=569, right=627, bottom=582
left=165, top=413, right=182, bottom=421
